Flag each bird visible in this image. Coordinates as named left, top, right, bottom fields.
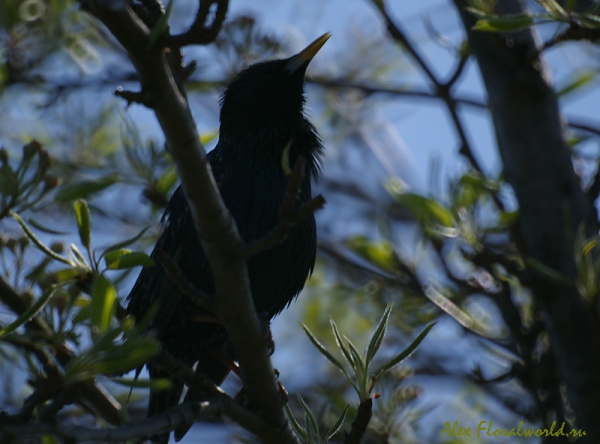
left=126, top=33, right=330, bottom=443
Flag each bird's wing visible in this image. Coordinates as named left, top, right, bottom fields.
left=126, top=148, right=226, bottom=339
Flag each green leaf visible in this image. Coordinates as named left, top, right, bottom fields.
left=300, top=322, right=358, bottom=394
left=285, top=404, right=310, bottom=441
left=366, top=303, right=393, bottom=364
left=465, top=1, right=496, bottom=16
left=344, top=335, right=367, bottom=399
left=458, top=172, right=501, bottom=193
left=499, top=210, right=519, bottom=226
left=55, top=174, right=119, bottom=204
left=345, top=236, right=398, bottom=272
left=26, top=218, right=70, bottom=235
left=111, top=377, right=172, bottom=390
left=70, top=243, right=89, bottom=268
left=73, top=198, right=92, bottom=250
left=558, top=71, right=597, bottom=97
left=324, top=404, right=349, bottom=442
left=297, top=393, right=319, bottom=440
left=373, top=322, right=436, bottom=381
left=423, top=284, right=493, bottom=338
left=200, top=129, right=219, bottom=145
left=11, top=211, right=73, bottom=266
left=102, top=226, right=150, bottom=256
left=97, top=341, right=161, bottom=375
left=42, top=435, right=60, bottom=444
left=53, top=268, right=82, bottom=283
left=147, top=0, right=176, bottom=48
left=300, top=322, right=345, bottom=371
left=526, top=257, right=572, bottom=285
left=581, top=238, right=598, bottom=256
left=344, top=335, right=365, bottom=374
left=68, top=335, right=161, bottom=381
left=538, top=0, right=569, bottom=20
left=387, top=187, right=454, bottom=227
left=0, top=164, right=18, bottom=196
left=571, top=12, right=600, bottom=29
left=454, top=183, right=481, bottom=210
left=155, top=166, right=178, bottom=196
left=472, top=14, right=535, bottom=32
left=330, top=319, right=354, bottom=368
left=90, top=275, right=117, bottom=334
left=0, top=286, right=59, bottom=339
left=104, top=250, right=155, bottom=270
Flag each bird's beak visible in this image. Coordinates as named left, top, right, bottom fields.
left=284, top=32, right=331, bottom=75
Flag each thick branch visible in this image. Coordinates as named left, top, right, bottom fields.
left=453, top=0, right=600, bottom=440
left=344, top=398, right=372, bottom=444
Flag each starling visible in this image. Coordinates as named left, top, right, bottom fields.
left=126, top=33, right=330, bottom=442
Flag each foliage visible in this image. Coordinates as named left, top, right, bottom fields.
left=0, top=141, right=58, bottom=219
left=467, top=0, right=600, bottom=36
left=301, top=304, right=433, bottom=402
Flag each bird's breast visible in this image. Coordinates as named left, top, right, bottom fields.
left=214, top=157, right=316, bottom=316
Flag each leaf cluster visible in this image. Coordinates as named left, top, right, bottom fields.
left=290, top=304, right=434, bottom=443
left=0, top=141, right=58, bottom=220
left=467, top=0, right=600, bottom=34
left=0, top=196, right=163, bottom=430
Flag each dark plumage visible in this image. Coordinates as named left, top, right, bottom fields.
left=126, top=33, right=329, bottom=443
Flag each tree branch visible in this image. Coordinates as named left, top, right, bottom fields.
left=453, top=0, right=600, bottom=440
left=164, top=0, right=229, bottom=47
left=79, top=2, right=299, bottom=442
left=369, top=0, right=486, bottom=177
left=0, top=400, right=226, bottom=443
left=151, top=349, right=300, bottom=442
left=344, top=398, right=372, bottom=444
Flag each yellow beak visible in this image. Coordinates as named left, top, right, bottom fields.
left=284, top=32, right=331, bottom=74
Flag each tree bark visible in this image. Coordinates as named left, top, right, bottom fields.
left=452, top=0, right=600, bottom=440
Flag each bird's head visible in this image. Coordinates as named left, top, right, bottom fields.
left=219, top=33, right=331, bottom=140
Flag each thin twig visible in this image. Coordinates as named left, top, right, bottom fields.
left=114, top=87, right=156, bottom=107
left=164, top=0, right=229, bottom=47
left=370, top=1, right=440, bottom=88
left=369, top=0, right=487, bottom=177
left=445, top=49, right=470, bottom=90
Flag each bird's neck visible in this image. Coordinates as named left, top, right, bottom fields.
left=219, top=115, right=322, bottom=180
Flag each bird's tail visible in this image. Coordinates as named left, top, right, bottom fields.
left=173, top=352, right=231, bottom=442
left=148, top=362, right=185, bottom=444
